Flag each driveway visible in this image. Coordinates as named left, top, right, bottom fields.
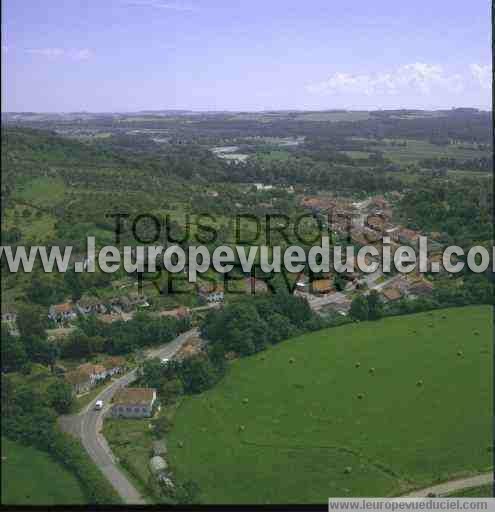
left=59, top=328, right=198, bottom=504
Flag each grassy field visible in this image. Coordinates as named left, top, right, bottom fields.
left=1, top=437, right=86, bottom=505
left=294, top=111, right=370, bottom=122
left=103, top=417, right=160, bottom=503
left=168, top=306, right=492, bottom=504
left=16, top=176, right=66, bottom=208
left=348, top=138, right=491, bottom=164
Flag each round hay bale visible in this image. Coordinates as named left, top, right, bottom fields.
left=369, top=367, right=375, bottom=374
left=239, top=425, right=245, bottom=432
left=457, top=350, right=463, bottom=357
left=242, top=398, right=249, bottom=404
left=474, top=330, right=480, bottom=336
left=289, top=357, right=295, bottom=364
left=178, top=441, right=184, bottom=448
left=355, top=362, right=361, bottom=368
left=416, top=380, right=423, bottom=387
left=357, top=393, right=364, bottom=400
left=344, top=466, right=352, bottom=474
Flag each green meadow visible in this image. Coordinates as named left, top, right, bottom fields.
left=1, top=437, right=86, bottom=505
left=168, top=306, right=492, bottom=504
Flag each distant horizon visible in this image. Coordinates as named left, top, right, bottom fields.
left=2, top=1, right=491, bottom=112
left=3, top=106, right=493, bottom=115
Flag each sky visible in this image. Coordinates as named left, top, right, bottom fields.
left=2, top=0, right=492, bottom=112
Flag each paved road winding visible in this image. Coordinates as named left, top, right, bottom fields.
left=402, top=472, right=493, bottom=497
left=59, top=328, right=198, bottom=504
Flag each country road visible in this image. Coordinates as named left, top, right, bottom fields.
left=402, top=472, right=493, bottom=497
left=59, top=328, right=199, bottom=504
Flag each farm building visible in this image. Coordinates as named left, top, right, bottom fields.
left=111, top=388, right=157, bottom=418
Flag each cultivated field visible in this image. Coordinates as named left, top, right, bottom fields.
left=1, top=437, right=86, bottom=505
left=168, top=306, right=492, bottom=504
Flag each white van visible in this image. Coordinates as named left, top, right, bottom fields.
left=95, top=400, right=104, bottom=411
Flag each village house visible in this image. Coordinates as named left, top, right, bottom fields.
left=370, top=196, right=388, bottom=211
left=111, top=388, right=157, bottom=418
left=198, top=283, right=224, bottom=303
left=65, top=369, right=92, bottom=395
left=244, top=277, right=269, bottom=295
left=77, top=363, right=108, bottom=386
left=310, top=278, right=334, bottom=295
left=383, top=225, right=400, bottom=242
left=382, top=287, right=402, bottom=302
left=76, top=295, right=107, bottom=316
left=366, top=215, right=386, bottom=232
left=101, top=356, right=127, bottom=377
left=350, top=228, right=369, bottom=246
left=362, top=226, right=381, bottom=242
left=48, top=302, right=78, bottom=324
left=399, top=228, right=420, bottom=247
left=408, top=279, right=434, bottom=298
left=110, top=294, right=149, bottom=313
left=301, top=196, right=336, bottom=212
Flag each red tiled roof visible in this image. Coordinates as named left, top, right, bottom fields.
left=53, top=303, right=74, bottom=313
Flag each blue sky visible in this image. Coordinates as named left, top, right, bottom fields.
left=2, top=0, right=492, bottom=112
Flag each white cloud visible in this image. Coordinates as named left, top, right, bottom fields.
left=306, top=63, right=465, bottom=96
left=470, top=64, right=491, bottom=90
left=71, top=49, right=92, bottom=61
left=27, top=48, right=65, bottom=58
left=25, top=48, right=93, bottom=61
left=125, top=0, right=196, bottom=11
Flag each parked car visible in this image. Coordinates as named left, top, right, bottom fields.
left=95, top=400, right=104, bottom=411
